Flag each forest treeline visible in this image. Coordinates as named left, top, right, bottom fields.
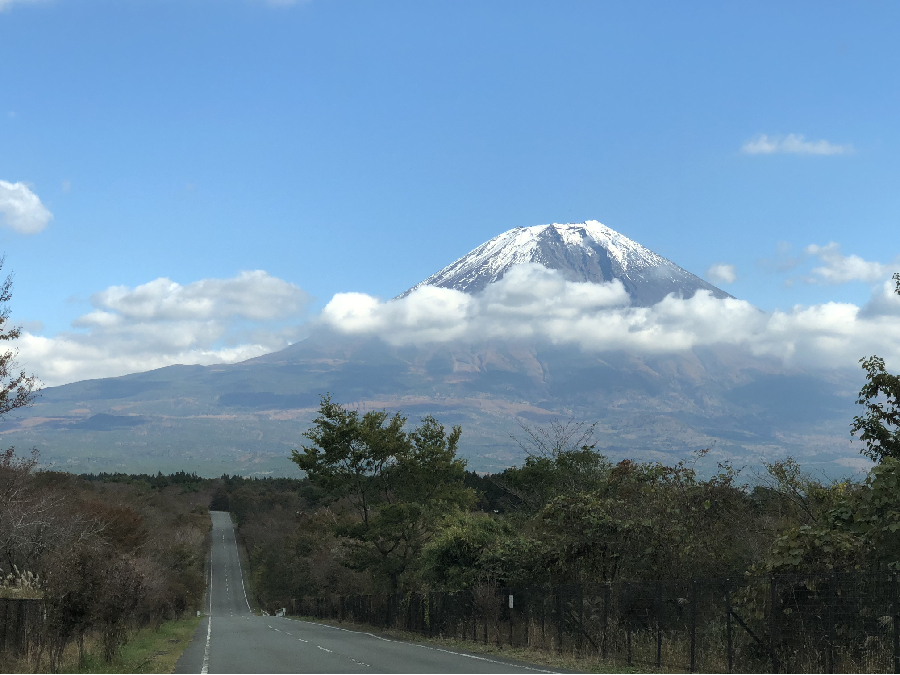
left=0, top=452, right=211, bottom=670
left=215, top=402, right=900, bottom=614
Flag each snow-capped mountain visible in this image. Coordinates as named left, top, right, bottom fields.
left=399, top=220, right=732, bottom=306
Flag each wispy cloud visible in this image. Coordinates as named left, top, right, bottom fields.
left=706, top=263, right=736, bottom=285
left=0, top=0, right=45, bottom=11
left=757, top=241, right=806, bottom=274
left=258, top=0, right=311, bottom=6
left=0, top=181, right=53, bottom=234
left=758, top=241, right=896, bottom=288
left=742, top=133, right=853, bottom=156
left=805, top=243, right=893, bottom=284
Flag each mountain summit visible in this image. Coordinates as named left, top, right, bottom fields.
left=399, top=220, right=731, bottom=306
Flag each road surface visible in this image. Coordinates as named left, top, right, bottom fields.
left=175, top=511, right=557, bottom=674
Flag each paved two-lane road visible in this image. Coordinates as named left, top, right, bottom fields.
left=175, top=512, right=556, bottom=674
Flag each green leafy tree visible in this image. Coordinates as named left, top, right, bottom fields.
left=291, top=396, right=474, bottom=590
left=494, top=420, right=610, bottom=513
left=851, top=272, right=900, bottom=462
left=419, top=512, right=518, bottom=589
left=760, top=458, right=900, bottom=573
left=538, top=456, right=753, bottom=582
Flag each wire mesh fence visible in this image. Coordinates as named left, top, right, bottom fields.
left=288, top=572, right=900, bottom=673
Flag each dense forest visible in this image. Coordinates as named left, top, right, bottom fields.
left=217, top=412, right=900, bottom=615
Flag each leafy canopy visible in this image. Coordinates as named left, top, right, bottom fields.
left=851, top=272, right=900, bottom=462
left=291, top=395, right=473, bottom=590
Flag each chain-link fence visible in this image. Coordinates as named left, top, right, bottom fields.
left=288, top=572, right=900, bottom=673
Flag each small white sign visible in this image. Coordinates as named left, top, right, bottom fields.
left=508, top=595, right=514, bottom=609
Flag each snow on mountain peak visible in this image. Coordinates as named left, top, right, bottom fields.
left=399, top=220, right=731, bottom=306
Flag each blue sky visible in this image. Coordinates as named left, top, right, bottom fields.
left=0, top=0, right=897, bottom=385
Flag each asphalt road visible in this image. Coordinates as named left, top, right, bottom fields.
left=175, top=511, right=556, bottom=674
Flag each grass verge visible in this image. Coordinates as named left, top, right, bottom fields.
left=288, top=614, right=641, bottom=674
left=63, top=615, right=202, bottom=674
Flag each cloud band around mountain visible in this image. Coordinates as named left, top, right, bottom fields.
left=16, top=263, right=900, bottom=387
left=321, top=264, right=900, bottom=371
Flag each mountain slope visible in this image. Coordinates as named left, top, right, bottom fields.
left=399, top=221, right=732, bottom=306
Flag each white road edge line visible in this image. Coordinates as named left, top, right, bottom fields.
left=292, top=619, right=392, bottom=641
left=286, top=618, right=556, bottom=673
left=200, top=616, right=212, bottom=674
left=233, top=526, right=253, bottom=612
left=411, top=642, right=556, bottom=673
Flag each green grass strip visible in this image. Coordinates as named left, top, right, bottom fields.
left=65, top=615, right=202, bottom=674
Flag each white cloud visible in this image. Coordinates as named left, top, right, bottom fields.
left=18, top=271, right=310, bottom=386
left=89, top=271, right=307, bottom=322
left=706, top=263, right=736, bottom=284
left=859, top=278, right=900, bottom=318
left=0, top=0, right=45, bottom=12
left=805, top=242, right=892, bottom=284
left=742, top=134, right=853, bottom=156
left=0, top=181, right=53, bottom=234
left=260, top=0, right=310, bottom=6
left=319, top=264, right=900, bottom=372
left=21, top=263, right=900, bottom=388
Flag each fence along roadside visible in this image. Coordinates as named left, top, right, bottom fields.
left=286, top=571, right=900, bottom=674
left=0, top=598, right=43, bottom=662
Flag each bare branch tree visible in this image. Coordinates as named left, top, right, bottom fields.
left=0, top=258, right=39, bottom=420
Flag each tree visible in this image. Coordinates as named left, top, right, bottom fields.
left=492, top=419, right=610, bottom=513
left=850, top=272, right=900, bottom=462
left=0, top=258, right=39, bottom=418
left=291, top=396, right=474, bottom=590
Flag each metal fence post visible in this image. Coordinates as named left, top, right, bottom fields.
left=690, top=579, right=697, bottom=674
left=893, top=572, right=899, bottom=675
left=656, top=581, right=663, bottom=670
left=556, top=588, right=563, bottom=653
left=726, top=580, right=733, bottom=675
left=770, top=576, right=780, bottom=674
left=602, top=582, right=610, bottom=659
left=525, top=592, right=530, bottom=647
left=509, top=593, right=514, bottom=646
left=827, top=573, right=835, bottom=674
left=627, top=626, right=632, bottom=666
left=0, top=599, right=8, bottom=653
left=578, top=585, right=584, bottom=653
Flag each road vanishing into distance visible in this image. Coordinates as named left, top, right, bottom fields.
left=175, top=511, right=556, bottom=674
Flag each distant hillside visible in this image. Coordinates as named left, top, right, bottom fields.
left=1, top=332, right=861, bottom=476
